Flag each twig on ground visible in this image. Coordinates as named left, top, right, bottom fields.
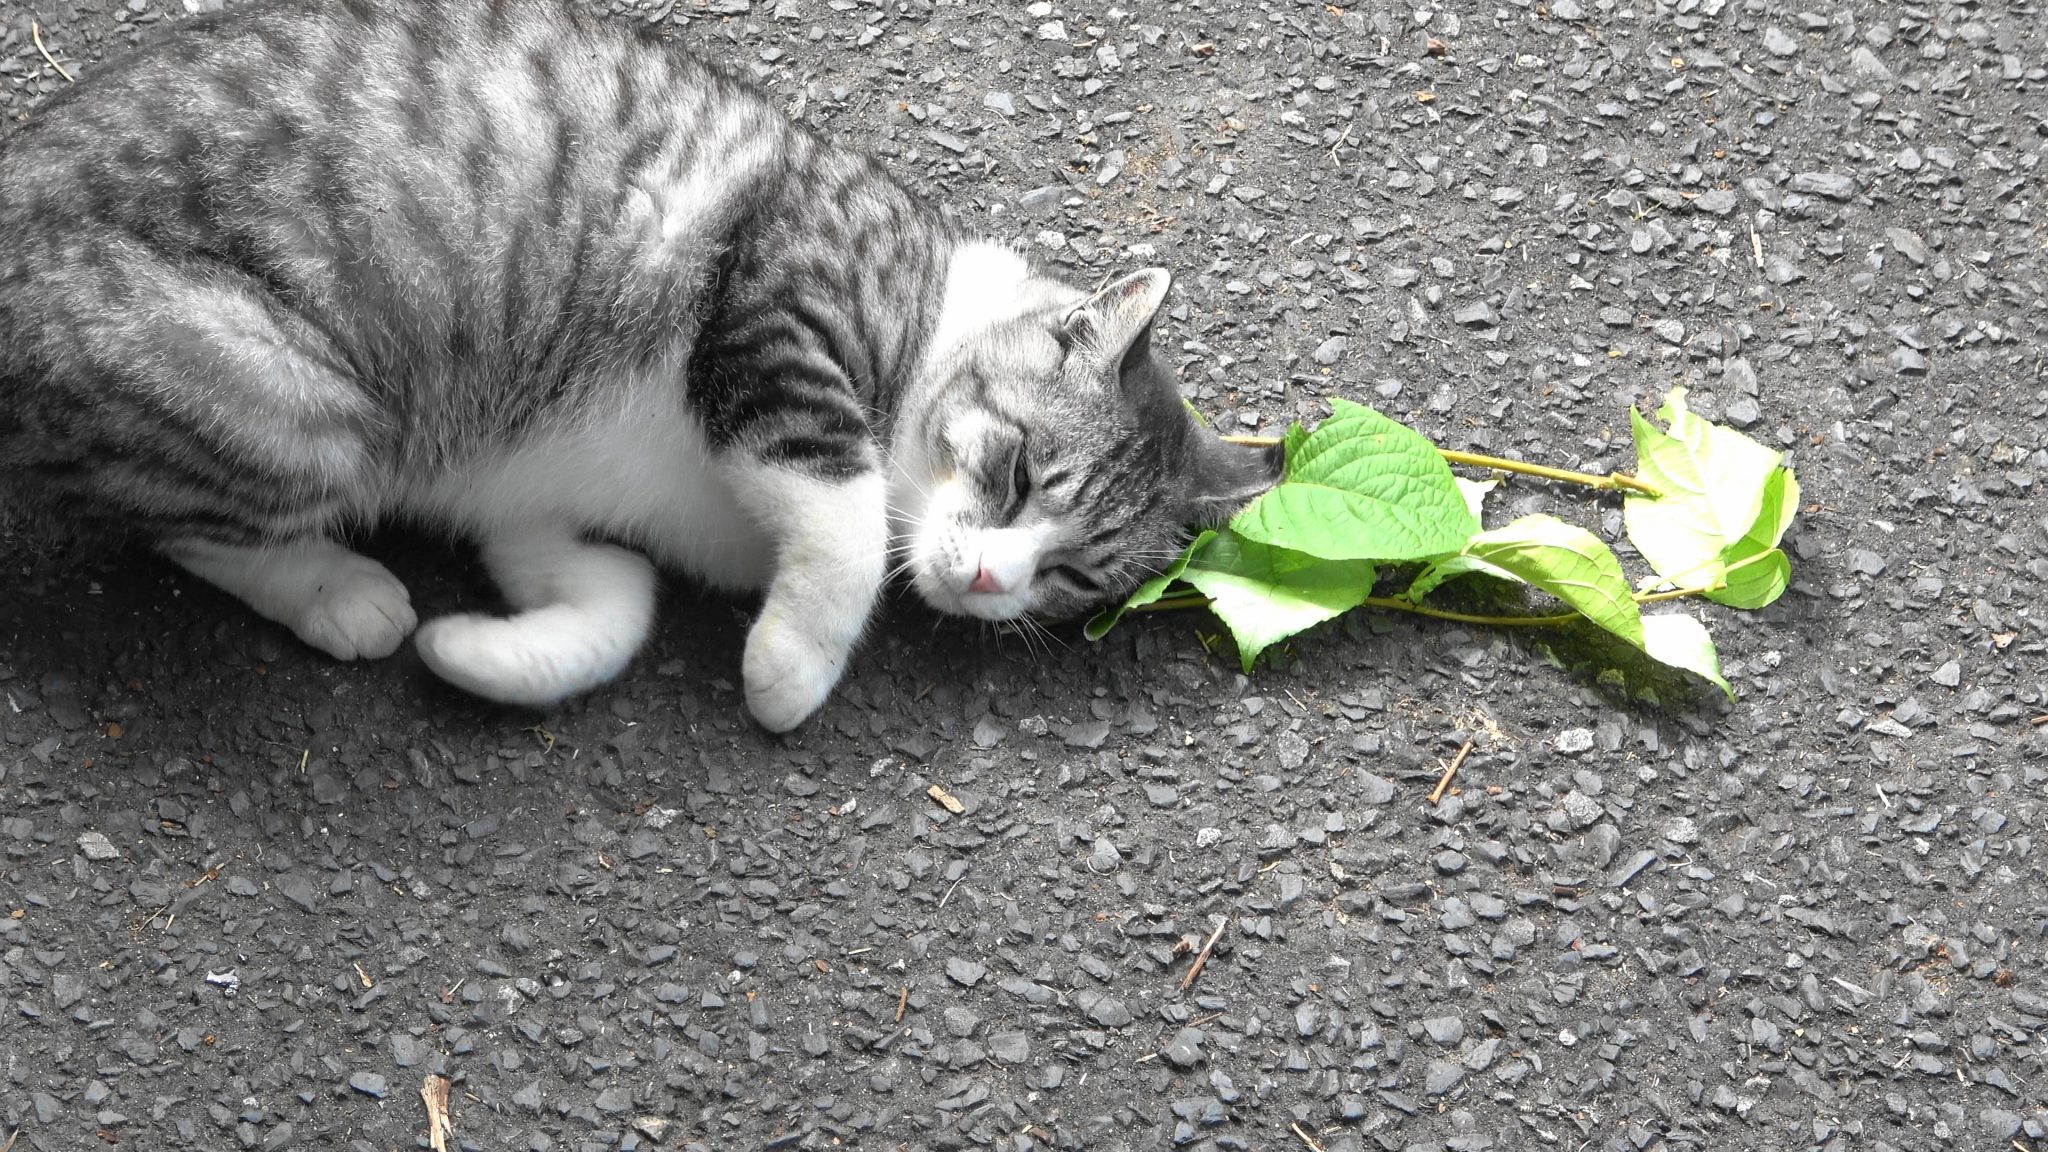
left=894, top=985, right=909, bottom=1023
left=1179, top=916, right=1229, bottom=991
left=32, top=22, right=74, bottom=84
left=2030, top=714, right=2048, bottom=726
left=420, top=1075, right=453, bottom=1152
left=1428, top=740, right=1474, bottom=806
left=926, top=784, right=965, bottom=814
left=1290, top=1121, right=1327, bottom=1152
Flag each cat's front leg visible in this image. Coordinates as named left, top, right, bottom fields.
left=163, top=537, right=417, bottom=660
left=729, top=461, right=890, bottom=732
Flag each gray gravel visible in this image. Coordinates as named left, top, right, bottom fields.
left=6, top=0, right=2048, bottom=1150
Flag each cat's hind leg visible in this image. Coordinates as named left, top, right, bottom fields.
left=20, top=239, right=407, bottom=659
left=413, top=524, right=657, bottom=707
left=164, top=537, right=417, bottom=660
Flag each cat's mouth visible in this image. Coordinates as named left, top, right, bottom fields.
left=910, top=558, right=1037, bottom=622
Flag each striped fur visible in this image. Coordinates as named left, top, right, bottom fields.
left=0, top=0, right=1280, bottom=729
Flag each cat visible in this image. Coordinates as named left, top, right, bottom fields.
left=0, top=0, right=1281, bottom=732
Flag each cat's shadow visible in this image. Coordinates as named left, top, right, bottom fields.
left=0, top=527, right=1035, bottom=739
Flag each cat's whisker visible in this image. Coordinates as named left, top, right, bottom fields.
left=1019, top=614, right=1066, bottom=658
left=992, top=617, right=1027, bottom=659
left=1000, top=615, right=1051, bottom=662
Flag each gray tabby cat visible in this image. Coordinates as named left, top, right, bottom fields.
left=0, top=0, right=1280, bottom=731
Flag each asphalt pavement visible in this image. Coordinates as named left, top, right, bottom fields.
left=3, top=1, right=2046, bottom=1149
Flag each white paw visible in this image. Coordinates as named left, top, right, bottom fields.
left=414, top=613, right=563, bottom=708
left=294, top=556, right=416, bottom=660
left=743, top=611, right=846, bottom=733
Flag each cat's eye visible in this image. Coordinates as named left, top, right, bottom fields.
left=1042, top=564, right=1101, bottom=594
left=1008, top=441, right=1033, bottom=510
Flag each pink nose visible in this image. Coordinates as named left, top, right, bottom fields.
left=969, top=565, right=1004, bottom=595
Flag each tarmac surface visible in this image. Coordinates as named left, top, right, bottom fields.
left=3, top=0, right=2047, bottom=1149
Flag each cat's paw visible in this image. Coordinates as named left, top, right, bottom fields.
left=743, top=611, right=846, bottom=733
left=294, top=556, right=417, bottom=660
left=413, top=613, right=599, bottom=708
left=415, top=614, right=534, bottom=704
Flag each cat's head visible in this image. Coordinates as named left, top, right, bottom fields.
left=892, top=264, right=1283, bottom=623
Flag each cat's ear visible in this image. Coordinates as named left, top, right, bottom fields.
left=1063, top=268, right=1171, bottom=368
left=1183, top=435, right=1285, bottom=526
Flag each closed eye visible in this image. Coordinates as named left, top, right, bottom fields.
left=1040, top=564, right=1102, bottom=594
left=1009, top=439, right=1032, bottom=514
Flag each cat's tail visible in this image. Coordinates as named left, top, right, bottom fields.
left=415, top=525, right=657, bottom=707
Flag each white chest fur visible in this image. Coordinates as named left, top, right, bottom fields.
left=404, top=376, right=776, bottom=591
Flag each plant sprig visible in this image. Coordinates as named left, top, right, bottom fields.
left=1220, top=436, right=1666, bottom=499
left=1088, top=390, right=1801, bottom=703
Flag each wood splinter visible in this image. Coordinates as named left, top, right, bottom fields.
left=1428, top=739, right=1475, bottom=807
left=32, top=21, right=74, bottom=84
left=420, top=1074, right=453, bottom=1152
left=1179, top=916, right=1229, bottom=992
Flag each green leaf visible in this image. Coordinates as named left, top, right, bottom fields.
left=1402, top=552, right=1516, bottom=603
left=1709, top=548, right=1790, bottom=610
left=1624, top=387, right=1799, bottom=607
left=1404, top=513, right=1738, bottom=695
left=1084, top=530, right=1211, bottom=641
left=1639, top=613, right=1733, bottom=699
left=1231, top=400, right=1478, bottom=562
left=1407, top=514, right=1643, bottom=647
left=1180, top=531, right=1375, bottom=673
left=1282, top=420, right=1312, bottom=464
left=1706, top=466, right=1800, bottom=609
left=1181, top=398, right=1212, bottom=428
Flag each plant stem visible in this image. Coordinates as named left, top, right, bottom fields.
left=1437, top=448, right=1663, bottom=498
left=1359, top=596, right=1580, bottom=627
left=1134, top=582, right=1724, bottom=627
left=1143, top=593, right=1212, bottom=613
left=1219, top=434, right=1663, bottom=499
left=1633, top=587, right=1702, bottom=605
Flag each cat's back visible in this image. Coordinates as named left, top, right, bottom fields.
left=0, top=0, right=812, bottom=430
left=0, top=0, right=781, bottom=237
